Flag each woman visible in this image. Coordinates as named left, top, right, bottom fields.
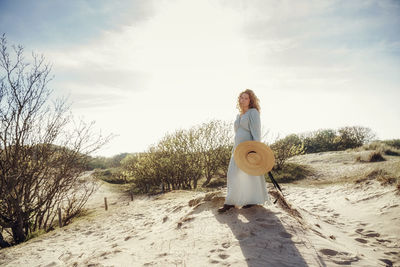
left=218, top=89, right=270, bottom=213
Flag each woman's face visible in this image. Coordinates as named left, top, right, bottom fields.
left=239, top=93, right=250, bottom=109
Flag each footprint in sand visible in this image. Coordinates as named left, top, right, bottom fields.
left=162, top=216, right=168, bottom=223
left=84, top=230, right=94, bottom=236
left=376, top=238, right=392, bottom=243
left=355, top=238, right=368, bottom=244
left=319, top=249, right=360, bottom=265
left=379, top=259, right=393, bottom=266
left=384, top=251, right=399, bottom=255
left=279, top=232, right=292, bottom=238
left=44, top=262, right=58, bottom=267
left=319, top=249, right=338, bottom=256
left=124, top=236, right=133, bottom=241
left=355, top=228, right=364, bottom=234
left=209, top=248, right=225, bottom=253
left=218, top=254, right=230, bottom=259
left=158, top=252, right=168, bottom=257
left=356, top=228, right=381, bottom=238
left=221, top=242, right=231, bottom=249
left=364, top=231, right=380, bottom=238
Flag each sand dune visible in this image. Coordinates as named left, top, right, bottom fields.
left=1, top=151, right=399, bottom=266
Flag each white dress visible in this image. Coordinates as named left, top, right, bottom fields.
left=224, top=108, right=270, bottom=206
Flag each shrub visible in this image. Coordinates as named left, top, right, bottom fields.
left=301, top=129, right=338, bottom=153
left=300, top=126, right=375, bottom=153
left=122, top=120, right=234, bottom=194
left=336, top=126, right=375, bottom=150
left=271, top=134, right=304, bottom=170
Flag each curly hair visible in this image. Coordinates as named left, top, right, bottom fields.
left=237, top=89, right=261, bottom=114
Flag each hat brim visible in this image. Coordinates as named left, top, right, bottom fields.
left=234, top=141, right=275, bottom=176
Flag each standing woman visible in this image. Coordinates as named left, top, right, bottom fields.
left=218, top=89, right=270, bottom=213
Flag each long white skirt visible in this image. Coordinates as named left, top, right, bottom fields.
left=224, top=156, right=270, bottom=207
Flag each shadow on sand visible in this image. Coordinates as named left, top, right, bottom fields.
left=212, top=205, right=310, bottom=267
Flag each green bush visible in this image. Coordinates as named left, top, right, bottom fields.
left=271, top=134, right=304, bottom=170
left=300, top=126, right=375, bottom=153
left=301, top=129, right=338, bottom=153
left=122, top=120, right=234, bottom=194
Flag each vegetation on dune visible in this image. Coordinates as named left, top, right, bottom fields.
left=121, top=120, right=233, bottom=194
left=355, top=169, right=399, bottom=186
left=355, top=141, right=400, bottom=156
left=93, top=124, right=398, bottom=195
left=356, top=151, right=386, bottom=163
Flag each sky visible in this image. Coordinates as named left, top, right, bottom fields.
left=1, top=0, right=399, bottom=157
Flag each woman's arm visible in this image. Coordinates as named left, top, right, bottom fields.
left=249, top=109, right=261, bottom=142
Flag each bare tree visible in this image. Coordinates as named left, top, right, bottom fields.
left=197, top=120, right=233, bottom=186
left=0, top=34, right=110, bottom=246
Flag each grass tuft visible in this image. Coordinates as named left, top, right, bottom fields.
left=355, top=141, right=400, bottom=156
left=355, top=169, right=397, bottom=186
left=368, top=151, right=386, bottom=162
left=356, top=151, right=386, bottom=163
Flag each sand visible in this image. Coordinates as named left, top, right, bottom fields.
left=0, top=151, right=399, bottom=267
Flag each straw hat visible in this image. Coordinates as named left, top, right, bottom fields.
left=234, top=141, right=275, bottom=176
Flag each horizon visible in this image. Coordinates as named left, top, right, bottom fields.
left=1, top=0, right=399, bottom=157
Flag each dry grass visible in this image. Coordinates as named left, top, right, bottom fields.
left=355, top=141, right=400, bottom=156
left=368, top=151, right=386, bottom=162
left=269, top=191, right=302, bottom=219
left=355, top=169, right=399, bottom=187
left=355, top=151, right=386, bottom=163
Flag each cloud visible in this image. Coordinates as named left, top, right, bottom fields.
left=216, top=0, right=400, bottom=95
left=0, top=0, right=155, bottom=47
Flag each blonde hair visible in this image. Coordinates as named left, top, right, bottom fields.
left=237, top=89, right=261, bottom=114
